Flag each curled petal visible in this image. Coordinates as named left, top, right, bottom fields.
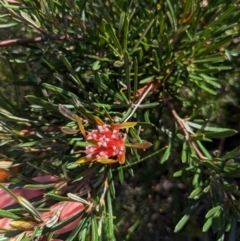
left=93, top=116, right=105, bottom=126
left=75, top=114, right=86, bottom=138
left=96, top=158, right=118, bottom=164
left=75, top=156, right=92, bottom=164
left=119, top=154, right=125, bottom=164
left=112, top=122, right=137, bottom=130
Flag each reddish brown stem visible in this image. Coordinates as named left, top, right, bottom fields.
left=167, top=99, right=206, bottom=160
left=0, top=34, right=83, bottom=47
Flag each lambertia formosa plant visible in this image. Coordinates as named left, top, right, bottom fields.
left=0, top=0, right=240, bottom=240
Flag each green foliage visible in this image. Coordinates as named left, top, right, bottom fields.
left=0, top=0, right=240, bottom=240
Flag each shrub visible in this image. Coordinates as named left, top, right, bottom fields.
left=0, top=0, right=240, bottom=240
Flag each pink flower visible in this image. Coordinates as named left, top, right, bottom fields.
left=0, top=175, right=60, bottom=208
left=0, top=176, right=85, bottom=240
left=75, top=115, right=137, bottom=164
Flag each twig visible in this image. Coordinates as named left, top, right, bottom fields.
left=0, top=34, right=83, bottom=47
left=160, top=67, right=206, bottom=160
left=124, top=83, right=153, bottom=122
left=167, top=100, right=207, bottom=160
left=5, top=0, right=23, bottom=5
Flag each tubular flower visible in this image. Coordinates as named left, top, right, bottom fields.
left=75, top=115, right=137, bottom=164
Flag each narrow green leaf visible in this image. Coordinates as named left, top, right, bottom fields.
left=203, top=185, right=211, bottom=193
left=231, top=206, right=240, bottom=222
left=118, top=12, right=125, bottom=35
left=220, top=146, right=240, bottom=161
left=113, top=60, right=124, bottom=67
left=196, top=141, right=212, bottom=159
left=138, top=102, right=159, bottom=109
left=166, top=0, right=177, bottom=31
left=0, top=22, right=19, bottom=28
left=139, top=75, right=156, bottom=84
left=91, top=215, right=98, bottom=241
left=0, top=183, right=18, bottom=202
left=67, top=193, right=89, bottom=205
left=160, top=143, right=171, bottom=163
left=25, top=95, right=57, bottom=112
left=132, top=17, right=155, bottom=53
left=202, top=217, right=213, bottom=232
left=174, top=214, right=190, bottom=232
left=124, top=52, right=131, bottom=99
left=95, top=73, right=124, bottom=102
left=1, top=3, right=21, bottom=9
left=92, top=61, right=101, bottom=70
left=123, top=15, right=129, bottom=53
left=23, top=182, right=58, bottom=190
left=225, top=214, right=233, bottom=232
left=108, top=169, right=115, bottom=198
left=18, top=196, right=43, bottom=222
left=205, top=206, right=221, bottom=219
left=20, top=11, right=41, bottom=29
left=173, top=170, right=183, bottom=177
left=181, top=142, right=188, bottom=163
left=106, top=191, right=115, bottom=240
left=59, top=105, right=76, bottom=121
left=208, top=5, right=236, bottom=28
left=19, top=133, right=65, bottom=147
left=42, top=58, right=57, bottom=72
left=118, top=168, right=124, bottom=184
left=41, top=83, right=78, bottom=99
left=204, top=130, right=237, bottom=138
left=192, top=54, right=225, bottom=64
left=152, top=49, right=160, bottom=71
left=61, top=126, right=79, bottom=134
left=45, top=193, right=71, bottom=201
left=219, top=183, right=238, bottom=192
left=175, top=198, right=201, bottom=233
left=66, top=217, right=88, bottom=241
left=188, top=187, right=202, bottom=199
left=186, top=122, right=237, bottom=138
left=190, top=78, right=217, bottom=95
left=203, top=160, right=221, bottom=173
left=0, top=209, right=20, bottom=219
left=133, top=57, right=138, bottom=102
left=196, top=36, right=233, bottom=57
left=105, top=22, right=122, bottom=55
left=228, top=217, right=236, bottom=241
left=125, top=219, right=140, bottom=240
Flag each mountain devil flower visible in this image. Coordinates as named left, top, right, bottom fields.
left=75, top=115, right=138, bottom=165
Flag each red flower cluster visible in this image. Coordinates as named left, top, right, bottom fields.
left=85, top=124, right=125, bottom=163
left=75, top=115, right=137, bottom=164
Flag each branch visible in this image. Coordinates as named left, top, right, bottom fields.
left=167, top=100, right=207, bottom=160
left=161, top=67, right=207, bottom=160
left=5, top=0, right=23, bottom=5
left=0, top=34, right=83, bottom=47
